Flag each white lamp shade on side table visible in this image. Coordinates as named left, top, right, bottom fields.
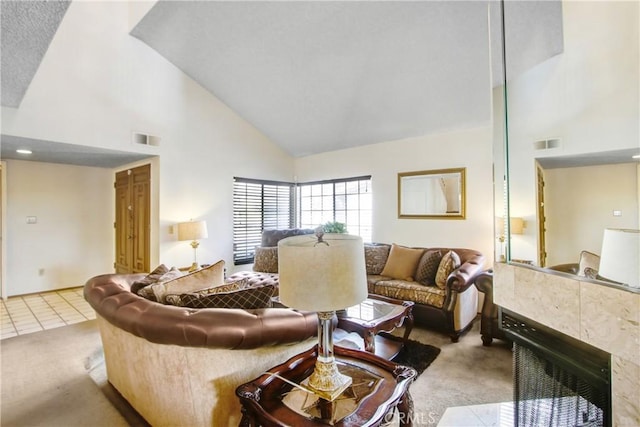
left=599, top=228, right=640, bottom=288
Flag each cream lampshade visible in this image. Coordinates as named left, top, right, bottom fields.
left=598, top=228, right=640, bottom=288
left=278, top=231, right=368, bottom=401
left=177, top=220, right=208, bottom=272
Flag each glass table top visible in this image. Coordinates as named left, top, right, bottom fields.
left=338, top=298, right=404, bottom=323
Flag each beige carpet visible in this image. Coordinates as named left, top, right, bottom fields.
left=0, top=318, right=513, bottom=426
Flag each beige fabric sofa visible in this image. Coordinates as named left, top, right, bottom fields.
left=84, top=273, right=317, bottom=427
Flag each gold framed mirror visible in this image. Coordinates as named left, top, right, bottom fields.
left=398, top=167, right=466, bottom=219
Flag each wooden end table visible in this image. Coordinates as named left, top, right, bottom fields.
left=236, top=345, right=416, bottom=426
left=337, top=294, right=414, bottom=360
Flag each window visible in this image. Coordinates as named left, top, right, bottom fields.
left=233, top=178, right=294, bottom=265
left=233, top=175, right=373, bottom=265
left=298, top=176, right=372, bottom=243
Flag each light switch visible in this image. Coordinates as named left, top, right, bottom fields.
left=613, top=210, right=622, bottom=217
left=26, top=216, right=37, bottom=224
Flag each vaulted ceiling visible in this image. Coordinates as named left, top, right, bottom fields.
left=1, top=0, right=565, bottom=165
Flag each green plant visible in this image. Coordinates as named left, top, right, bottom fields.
left=322, top=221, right=348, bottom=234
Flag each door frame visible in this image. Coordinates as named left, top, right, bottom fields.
left=1, top=161, right=7, bottom=300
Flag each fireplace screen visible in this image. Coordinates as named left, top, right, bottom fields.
left=503, top=310, right=611, bottom=427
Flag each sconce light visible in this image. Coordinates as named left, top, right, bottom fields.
left=278, top=230, right=368, bottom=401
left=598, top=228, right=639, bottom=288
left=177, top=220, right=208, bottom=272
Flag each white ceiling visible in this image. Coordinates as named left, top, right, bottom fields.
left=1, top=0, right=567, bottom=165
left=131, top=1, right=495, bottom=157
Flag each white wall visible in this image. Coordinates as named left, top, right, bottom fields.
left=506, top=1, right=639, bottom=263
left=4, top=160, right=113, bottom=296
left=294, top=126, right=495, bottom=265
left=1, top=1, right=295, bottom=287
left=544, top=163, right=638, bottom=266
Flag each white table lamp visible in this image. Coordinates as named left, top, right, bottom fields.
left=278, top=230, right=368, bottom=401
left=177, top=220, right=208, bottom=272
left=598, top=228, right=640, bottom=288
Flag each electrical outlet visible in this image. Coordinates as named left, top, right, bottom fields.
left=26, top=216, right=37, bottom=224
left=613, top=210, right=622, bottom=217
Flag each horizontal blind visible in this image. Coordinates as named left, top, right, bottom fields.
left=233, top=178, right=294, bottom=265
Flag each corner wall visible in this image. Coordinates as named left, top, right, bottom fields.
left=294, top=126, right=495, bottom=263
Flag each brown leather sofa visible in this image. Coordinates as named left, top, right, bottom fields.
left=84, top=273, right=317, bottom=426
left=365, top=245, right=485, bottom=342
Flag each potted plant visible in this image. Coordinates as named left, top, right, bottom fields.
left=322, top=221, right=348, bottom=234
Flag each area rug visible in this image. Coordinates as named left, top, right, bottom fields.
left=384, top=332, right=441, bottom=376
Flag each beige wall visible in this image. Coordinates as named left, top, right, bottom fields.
left=294, top=126, right=495, bottom=264
left=544, top=163, right=639, bottom=266
left=1, top=1, right=296, bottom=289
left=4, top=160, right=113, bottom=296
left=506, top=1, right=639, bottom=262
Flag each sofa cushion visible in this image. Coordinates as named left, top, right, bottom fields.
left=253, top=246, right=278, bottom=273
left=165, top=284, right=276, bottom=309
left=373, top=279, right=445, bottom=309
left=140, top=260, right=225, bottom=303
left=137, top=267, right=184, bottom=301
left=130, top=264, right=170, bottom=294
left=380, top=244, right=424, bottom=281
left=415, top=250, right=443, bottom=286
left=364, top=244, right=391, bottom=275
left=435, top=250, right=461, bottom=289
left=366, top=274, right=388, bottom=293
left=227, top=271, right=279, bottom=288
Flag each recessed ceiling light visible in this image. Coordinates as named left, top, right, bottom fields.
left=16, top=149, right=32, bottom=155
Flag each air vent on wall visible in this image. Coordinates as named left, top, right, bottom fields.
left=132, top=132, right=160, bottom=147
left=533, top=138, right=561, bottom=150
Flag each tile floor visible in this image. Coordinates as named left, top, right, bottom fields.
left=1, top=287, right=95, bottom=340
left=437, top=402, right=514, bottom=426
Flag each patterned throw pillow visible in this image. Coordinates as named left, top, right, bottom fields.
left=253, top=247, right=278, bottom=273
left=364, top=244, right=391, bottom=275
left=165, top=284, right=276, bottom=309
left=137, top=267, right=184, bottom=301
left=138, top=260, right=225, bottom=303
left=380, top=244, right=425, bottom=281
left=435, top=250, right=461, bottom=289
left=415, top=250, right=443, bottom=286
left=131, top=264, right=170, bottom=294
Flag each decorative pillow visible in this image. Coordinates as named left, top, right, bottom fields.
left=577, top=250, right=600, bottom=277
left=253, top=247, right=278, bottom=273
left=435, top=250, right=461, bottom=289
left=143, top=260, right=225, bottom=303
left=165, top=284, right=276, bottom=309
left=137, top=267, right=184, bottom=301
left=380, top=244, right=425, bottom=281
left=415, top=250, right=443, bottom=286
left=364, top=244, right=391, bottom=275
left=130, top=264, right=169, bottom=294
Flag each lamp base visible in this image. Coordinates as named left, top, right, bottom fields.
left=188, top=262, right=199, bottom=272
left=304, top=359, right=352, bottom=401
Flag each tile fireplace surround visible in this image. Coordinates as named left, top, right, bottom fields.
left=494, top=263, right=640, bottom=426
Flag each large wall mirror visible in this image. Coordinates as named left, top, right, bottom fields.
left=496, top=1, right=639, bottom=286
left=398, top=168, right=466, bottom=219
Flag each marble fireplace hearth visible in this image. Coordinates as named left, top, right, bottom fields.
left=493, top=262, right=640, bottom=426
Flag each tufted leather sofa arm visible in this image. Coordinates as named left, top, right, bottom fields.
left=84, top=273, right=318, bottom=350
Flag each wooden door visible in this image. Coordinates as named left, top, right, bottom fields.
left=115, top=164, right=150, bottom=274
left=536, top=164, right=547, bottom=267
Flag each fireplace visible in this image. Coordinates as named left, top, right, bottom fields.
left=501, top=309, right=611, bottom=427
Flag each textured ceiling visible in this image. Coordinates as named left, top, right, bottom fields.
left=0, top=0, right=565, bottom=166
left=0, top=0, right=70, bottom=108
left=0, top=135, right=153, bottom=168
left=131, top=1, right=494, bottom=157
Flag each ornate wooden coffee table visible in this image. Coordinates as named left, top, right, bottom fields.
left=337, top=294, right=414, bottom=360
left=236, top=345, right=416, bottom=426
